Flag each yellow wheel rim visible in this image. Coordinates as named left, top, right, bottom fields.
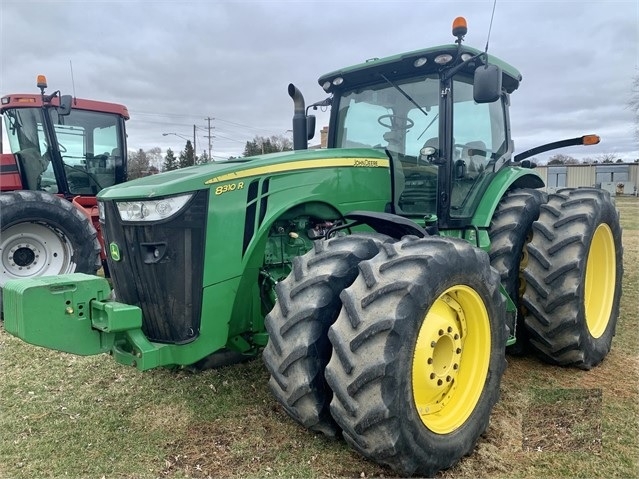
left=412, top=285, right=491, bottom=434
left=585, top=224, right=616, bottom=338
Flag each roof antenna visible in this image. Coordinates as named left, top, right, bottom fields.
left=69, top=60, right=77, bottom=105
left=485, top=0, right=497, bottom=53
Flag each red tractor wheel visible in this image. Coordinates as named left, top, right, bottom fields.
left=0, top=191, right=101, bottom=315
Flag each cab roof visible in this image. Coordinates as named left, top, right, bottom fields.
left=0, top=94, right=130, bottom=119
left=318, top=44, right=522, bottom=94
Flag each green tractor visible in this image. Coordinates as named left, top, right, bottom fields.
left=3, top=17, right=623, bottom=476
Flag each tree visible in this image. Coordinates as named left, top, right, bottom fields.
left=196, top=150, right=211, bottom=165
left=128, top=148, right=150, bottom=180
left=596, top=153, right=617, bottom=164
left=146, top=147, right=163, bottom=172
left=128, top=147, right=164, bottom=178
left=547, top=153, right=579, bottom=165
left=163, top=148, right=179, bottom=171
left=242, top=135, right=293, bottom=157
left=178, top=140, right=196, bottom=169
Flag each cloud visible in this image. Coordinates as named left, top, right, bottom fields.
left=2, top=0, right=637, bottom=161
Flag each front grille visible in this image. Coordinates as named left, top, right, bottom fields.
left=101, top=190, right=208, bottom=344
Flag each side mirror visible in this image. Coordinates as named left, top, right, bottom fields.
left=306, top=115, right=316, bottom=141
left=59, top=95, right=72, bottom=116
left=473, top=64, right=502, bottom=103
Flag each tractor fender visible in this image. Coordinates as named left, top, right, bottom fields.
left=343, top=210, right=428, bottom=239
left=243, top=199, right=345, bottom=270
left=226, top=199, right=345, bottom=344
left=472, top=167, right=544, bottom=227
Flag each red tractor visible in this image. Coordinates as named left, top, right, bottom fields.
left=0, top=75, right=129, bottom=299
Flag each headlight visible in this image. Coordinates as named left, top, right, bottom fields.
left=434, top=54, right=453, bottom=65
left=115, top=193, right=194, bottom=222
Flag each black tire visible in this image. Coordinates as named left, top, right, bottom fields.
left=263, top=233, right=393, bottom=437
left=325, top=236, right=506, bottom=476
left=0, top=191, right=101, bottom=287
left=488, top=188, right=547, bottom=355
left=522, top=188, right=623, bottom=370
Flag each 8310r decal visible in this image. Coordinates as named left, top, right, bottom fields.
left=215, top=181, right=244, bottom=195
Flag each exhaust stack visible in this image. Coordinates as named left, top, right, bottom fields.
left=288, top=83, right=308, bottom=150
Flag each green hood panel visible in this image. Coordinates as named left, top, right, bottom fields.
left=98, top=148, right=389, bottom=200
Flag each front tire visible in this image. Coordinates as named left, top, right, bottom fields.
left=325, top=236, right=506, bottom=476
left=0, top=191, right=101, bottom=281
left=522, top=188, right=623, bottom=370
left=263, top=233, right=392, bottom=436
left=1, top=191, right=101, bottom=314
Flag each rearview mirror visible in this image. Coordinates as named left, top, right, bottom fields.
left=473, top=64, right=502, bottom=103
left=59, top=95, right=72, bottom=116
left=307, top=115, right=316, bottom=141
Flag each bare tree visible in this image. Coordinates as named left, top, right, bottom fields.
left=243, top=135, right=293, bottom=157
left=596, top=153, right=618, bottom=164
left=547, top=153, right=580, bottom=165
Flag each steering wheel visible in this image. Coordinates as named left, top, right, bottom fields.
left=377, top=114, right=414, bottom=130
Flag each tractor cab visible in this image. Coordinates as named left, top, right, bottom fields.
left=0, top=75, right=129, bottom=197
left=317, top=18, right=525, bottom=229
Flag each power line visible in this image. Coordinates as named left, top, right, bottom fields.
left=130, top=109, right=278, bottom=134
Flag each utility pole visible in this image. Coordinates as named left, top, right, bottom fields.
left=205, top=117, right=214, bottom=160
left=192, top=124, right=197, bottom=158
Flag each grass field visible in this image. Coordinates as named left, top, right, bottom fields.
left=1, top=196, right=637, bottom=479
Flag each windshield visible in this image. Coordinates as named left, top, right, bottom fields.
left=3, top=106, right=124, bottom=194
left=334, top=75, right=441, bottom=216
left=335, top=74, right=440, bottom=155
left=333, top=73, right=509, bottom=220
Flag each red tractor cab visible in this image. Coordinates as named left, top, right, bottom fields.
left=0, top=75, right=129, bottom=291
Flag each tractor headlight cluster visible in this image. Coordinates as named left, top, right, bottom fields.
left=115, top=193, right=194, bottom=222
left=97, top=201, right=106, bottom=222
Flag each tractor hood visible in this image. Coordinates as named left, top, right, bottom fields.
left=98, top=147, right=389, bottom=200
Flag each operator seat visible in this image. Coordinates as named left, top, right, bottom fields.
left=462, top=141, right=487, bottom=176
left=18, top=147, right=49, bottom=190
left=111, top=148, right=121, bottom=164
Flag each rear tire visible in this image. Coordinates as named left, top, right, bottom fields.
left=522, top=188, right=623, bottom=370
left=488, top=188, right=547, bottom=355
left=263, top=233, right=392, bottom=436
left=325, top=236, right=506, bottom=476
left=0, top=191, right=101, bottom=315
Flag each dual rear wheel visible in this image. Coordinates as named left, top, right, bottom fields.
left=522, top=188, right=623, bottom=369
left=264, top=234, right=506, bottom=476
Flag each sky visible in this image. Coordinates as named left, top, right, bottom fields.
left=1, top=0, right=638, bottom=164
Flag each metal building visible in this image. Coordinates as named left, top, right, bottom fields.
left=534, top=163, right=638, bottom=195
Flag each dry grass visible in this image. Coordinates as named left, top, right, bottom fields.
left=1, top=195, right=637, bottom=479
